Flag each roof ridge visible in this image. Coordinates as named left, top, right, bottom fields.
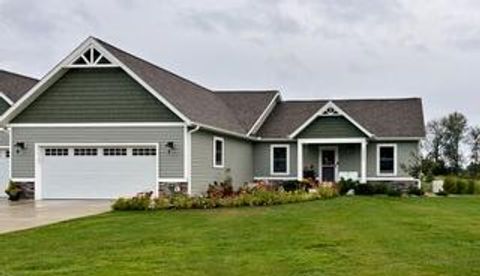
left=93, top=37, right=249, bottom=133
left=0, top=69, right=38, bottom=82
left=93, top=37, right=214, bottom=93
left=283, top=97, right=420, bottom=103
left=214, top=90, right=279, bottom=94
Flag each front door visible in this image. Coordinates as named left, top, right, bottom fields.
left=321, top=149, right=336, bottom=182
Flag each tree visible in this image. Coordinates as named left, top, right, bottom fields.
left=467, top=126, right=480, bottom=164
left=441, top=112, right=468, bottom=173
left=426, top=119, right=444, bottom=163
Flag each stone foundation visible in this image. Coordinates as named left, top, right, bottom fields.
left=11, top=182, right=34, bottom=199
left=367, top=181, right=419, bottom=192
left=158, top=182, right=188, bottom=196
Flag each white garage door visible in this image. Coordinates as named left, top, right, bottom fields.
left=0, top=149, right=9, bottom=193
left=39, top=145, right=157, bottom=199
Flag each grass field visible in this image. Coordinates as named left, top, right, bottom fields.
left=1, top=196, right=480, bottom=275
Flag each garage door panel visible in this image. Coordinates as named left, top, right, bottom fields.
left=40, top=146, right=157, bottom=199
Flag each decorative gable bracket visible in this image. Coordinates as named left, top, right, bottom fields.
left=288, top=101, right=374, bottom=138
left=66, top=45, right=116, bottom=68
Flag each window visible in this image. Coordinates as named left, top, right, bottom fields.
left=213, top=137, right=224, bottom=168
left=132, top=148, right=156, bottom=156
left=45, top=148, right=69, bottom=156
left=103, top=148, right=127, bottom=156
left=271, top=145, right=290, bottom=175
left=377, top=144, right=396, bottom=176
left=74, top=148, right=98, bottom=156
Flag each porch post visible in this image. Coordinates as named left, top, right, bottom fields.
left=297, top=140, right=303, bottom=181
left=360, top=139, right=367, bottom=184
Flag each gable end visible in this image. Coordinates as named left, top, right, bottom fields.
left=296, top=116, right=367, bottom=138
left=11, top=68, right=182, bottom=123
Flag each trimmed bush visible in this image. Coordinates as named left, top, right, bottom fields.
left=112, top=187, right=338, bottom=211
left=337, top=178, right=358, bottom=195
left=443, top=176, right=457, bottom=194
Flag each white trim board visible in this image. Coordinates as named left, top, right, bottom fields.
left=289, top=101, right=373, bottom=139
left=318, top=146, right=338, bottom=182
left=0, top=37, right=192, bottom=127
left=270, top=144, right=290, bottom=175
left=8, top=122, right=186, bottom=128
left=0, top=92, right=13, bottom=106
left=376, top=143, right=398, bottom=176
left=247, top=93, right=280, bottom=136
left=33, top=142, right=160, bottom=200
left=212, top=136, right=225, bottom=168
left=253, top=176, right=297, bottom=180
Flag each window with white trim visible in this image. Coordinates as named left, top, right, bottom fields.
left=213, top=137, right=224, bottom=168
left=103, top=148, right=127, bottom=156
left=377, top=144, right=396, bottom=175
left=45, top=148, right=69, bottom=156
left=132, top=148, right=156, bottom=156
left=271, top=145, right=289, bottom=175
left=74, top=148, right=98, bottom=156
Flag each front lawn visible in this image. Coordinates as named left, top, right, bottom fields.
left=1, top=197, right=480, bottom=275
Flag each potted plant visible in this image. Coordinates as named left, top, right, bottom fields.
left=5, top=182, right=22, bottom=201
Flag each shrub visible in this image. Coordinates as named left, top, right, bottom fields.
left=112, top=186, right=338, bottom=211
left=337, top=178, right=358, bottom=195
left=207, top=181, right=234, bottom=198
left=443, top=176, right=457, bottom=194
left=466, top=180, right=476, bottom=194
left=112, top=192, right=152, bottom=211
left=386, top=187, right=403, bottom=197
left=407, top=186, right=425, bottom=196
left=354, top=182, right=388, bottom=195
left=280, top=181, right=300, bottom=192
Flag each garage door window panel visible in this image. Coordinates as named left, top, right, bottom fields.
left=45, top=148, right=69, bottom=156
left=103, top=148, right=127, bottom=156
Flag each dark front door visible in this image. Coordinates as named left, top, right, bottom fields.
left=321, top=149, right=336, bottom=182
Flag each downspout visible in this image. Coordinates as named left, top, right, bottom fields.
left=186, top=125, right=200, bottom=195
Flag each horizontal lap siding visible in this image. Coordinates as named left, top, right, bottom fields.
left=11, top=127, right=184, bottom=179
left=253, top=143, right=297, bottom=178
left=367, top=141, right=418, bottom=178
left=0, top=131, right=8, bottom=147
left=12, top=68, right=181, bottom=123
left=191, top=130, right=253, bottom=195
left=297, top=116, right=366, bottom=138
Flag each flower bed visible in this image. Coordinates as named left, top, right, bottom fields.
left=112, top=184, right=338, bottom=211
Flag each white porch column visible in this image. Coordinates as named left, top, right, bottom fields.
left=297, top=140, right=303, bottom=181
left=360, top=140, right=367, bottom=183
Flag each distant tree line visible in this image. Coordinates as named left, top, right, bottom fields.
left=421, top=112, right=480, bottom=179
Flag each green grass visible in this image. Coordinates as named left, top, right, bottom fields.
left=1, top=197, right=480, bottom=275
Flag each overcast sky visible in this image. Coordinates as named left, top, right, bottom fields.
left=1, top=0, right=479, bottom=126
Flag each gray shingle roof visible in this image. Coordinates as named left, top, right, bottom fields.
left=0, top=70, right=38, bottom=102
left=94, top=38, right=424, bottom=139
left=256, top=98, right=425, bottom=138
left=214, top=90, right=278, bottom=131
left=96, top=38, right=247, bottom=134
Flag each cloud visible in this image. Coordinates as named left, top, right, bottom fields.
left=0, top=0, right=479, bottom=127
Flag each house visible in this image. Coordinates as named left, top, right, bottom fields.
left=0, top=70, right=38, bottom=194
left=0, top=37, right=425, bottom=200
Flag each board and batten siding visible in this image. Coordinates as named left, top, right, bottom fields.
left=191, top=130, right=253, bottom=195
left=297, top=116, right=366, bottom=138
left=12, top=68, right=181, bottom=123
left=253, top=142, right=297, bottom=178
left=11, top=126, right=184, bottom=179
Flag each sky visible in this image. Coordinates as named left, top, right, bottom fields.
left=1, top=0, right=480, bottom=127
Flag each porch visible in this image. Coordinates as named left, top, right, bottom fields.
left=297, top=138, right=367, bottom=183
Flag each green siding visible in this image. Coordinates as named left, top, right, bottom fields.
left=297, top=116, right=366, bottom=138
left=0, top=97, right=11, bottom=115
left=367, top=142, right=418, bottom=178
left=12, top=68, right=181, bottom=123
left=191, top=130, right=253, bottom=195
left=253, top=142, right=297, bottom=178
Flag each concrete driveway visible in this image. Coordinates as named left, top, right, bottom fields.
left=0, top=199, right=112, bottom=234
